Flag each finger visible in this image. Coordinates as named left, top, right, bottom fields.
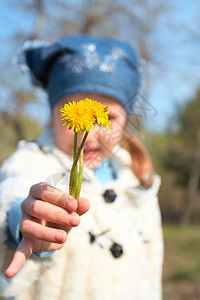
left=24, top=197, right=80, bottom=227
left=32, top=240, right=66, bottom=252
left=77, top=197, right=90, bottom=216
left=20, top=218, right=68, bottom=243
left=30, top=182, right=77, bottom=212
left=5, top=236, right=32, bottom=278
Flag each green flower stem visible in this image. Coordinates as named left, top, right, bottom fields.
left=69, top=131, right=89, bottom=197
left=72, top=132, right=78, bottom=197
left=75, top=147, right=83, bottom=201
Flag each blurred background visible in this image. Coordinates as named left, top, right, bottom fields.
left=0, top=0, right=200, bottom=299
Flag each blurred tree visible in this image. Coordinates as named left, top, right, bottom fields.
left=143, top=131, right=184, bottom=222
left=144, top=90, right=200, bottom=224
left=165, top=89, right=200, bottom=224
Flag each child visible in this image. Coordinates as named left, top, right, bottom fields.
left=0, top=36, right=163, bottom=300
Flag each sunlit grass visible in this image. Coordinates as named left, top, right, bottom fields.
left=163, top=224, right=200, bottom=278
left=163, top=224, right=200, bottom=299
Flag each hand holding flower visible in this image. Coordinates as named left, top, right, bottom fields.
left=5, top=183, right=90, bottom=278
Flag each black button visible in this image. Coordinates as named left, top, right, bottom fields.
left=103, top=189, right=117, bottom=203
left=89, top=232, right=96, bottom=244
left=110, top=242, right=123, bottom=258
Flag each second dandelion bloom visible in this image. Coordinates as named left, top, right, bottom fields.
left=60, top=98, right=111, bottom=200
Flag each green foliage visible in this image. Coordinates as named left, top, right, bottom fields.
left=177, top=91, right=200, bottom=143
left=0, top=114, right=41, bottom=166
left=165, top=90, right=200, bottom=186
left=144, top=89, right=200, bottom=223
left=144, top=131, right=184, bottom=222
left=143, top=131, right=169, bottom=174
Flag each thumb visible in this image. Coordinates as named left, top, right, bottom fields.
left=5, top=236, right=33, bottom=278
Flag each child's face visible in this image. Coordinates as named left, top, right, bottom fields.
left=52, top=93, right=127, bottom=170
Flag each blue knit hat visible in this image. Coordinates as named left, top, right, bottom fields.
left=21, top=36, right=141, bottom=115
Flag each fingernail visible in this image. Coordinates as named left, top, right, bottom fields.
left=69, top=213, right=80, bottom=226
left=55, top=231, right=64, bottom=242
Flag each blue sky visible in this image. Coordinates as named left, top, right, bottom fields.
left=0, top=0, right=199, bottom=132
left=145, top=0, right=200, bottom=130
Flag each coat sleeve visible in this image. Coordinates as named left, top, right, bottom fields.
left=0, top=142, right=59, bottom=298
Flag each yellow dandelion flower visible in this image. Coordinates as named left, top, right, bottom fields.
left=60, top=100, right=95, bottom=132
left=84, top=98, right=112, bottom=129
left=60, top=98, right=112, bottom=132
